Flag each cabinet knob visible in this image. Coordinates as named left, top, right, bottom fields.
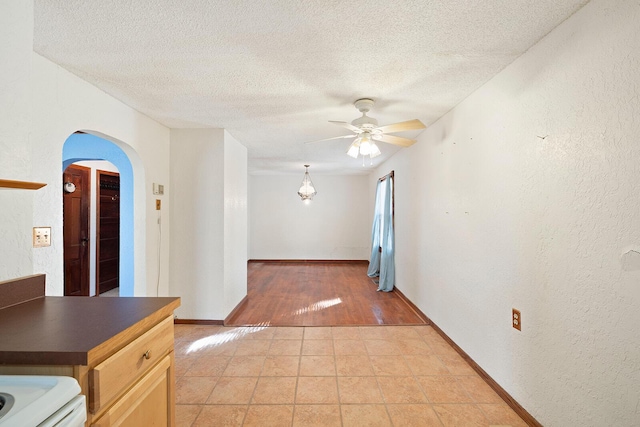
left=143, top=350, right=151, bottom=360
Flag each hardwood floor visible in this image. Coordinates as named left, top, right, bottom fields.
left=226, top=261, right=427, bottom=326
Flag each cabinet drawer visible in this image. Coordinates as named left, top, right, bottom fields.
left=91, top=355, right=172, bottom=427
left=89, top=316, right=173, bottom=414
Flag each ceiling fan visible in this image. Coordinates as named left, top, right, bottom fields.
left=307, top=98, right=426, bottom=160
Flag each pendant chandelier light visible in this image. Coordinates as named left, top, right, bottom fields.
left=297, top=164, right=317, bottom=203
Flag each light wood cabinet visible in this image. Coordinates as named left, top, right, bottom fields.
left=0, top=278, right=180, bottom=427
left=0, top=312, right=177, bottom=426
left=86, top=315, right=176, bottom=426
left=89, top=316, right=174, bottom=415
left=91, top=354, right=173, bottom=427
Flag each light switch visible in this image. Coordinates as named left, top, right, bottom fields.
left=33, top=227, right=51, bottom=248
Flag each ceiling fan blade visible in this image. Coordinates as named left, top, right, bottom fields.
left=375, top=119, right=425, bottom=134
left=329, top=120, right=362, bottom=133
left=372, top=133, right=416, bottom=147
left=304, top=134, right=355, bottom=144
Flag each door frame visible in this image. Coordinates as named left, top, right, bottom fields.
left=63, top=132, right=141, bottom=296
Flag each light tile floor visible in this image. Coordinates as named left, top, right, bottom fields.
left=98, top=287, right=119, bottom=297
left=174, top=324, right=528, bottom=427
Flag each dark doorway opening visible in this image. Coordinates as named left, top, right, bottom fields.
left=97, top=170, right=120, bottom=295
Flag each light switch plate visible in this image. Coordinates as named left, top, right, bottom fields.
left=33, top=227, right=51, bottom=248
left=153, top=183, right=164, bottom=195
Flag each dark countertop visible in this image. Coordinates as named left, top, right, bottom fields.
left=0, top=296, right=180, bottom=366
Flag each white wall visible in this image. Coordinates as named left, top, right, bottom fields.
left=170, top=129, right=247, bottom=320
left=0, top=1, right=171, bottom=295
left=375, top=0, right=640, bottom=425
left=249, top=174, right=370, bottom=260
left=0, top=1, right=34, bottom=281
left=29, top=54, right=171, bottom=297
left=223, top=131, right=248, bottom=315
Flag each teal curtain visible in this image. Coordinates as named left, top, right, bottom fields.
left=367, top=175, right=394, bottom=292
left=367, top=181, right=382, bottom=278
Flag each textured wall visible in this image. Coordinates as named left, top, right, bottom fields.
left=249, top=174, right=370, bottom=260
left=375, top=0, right=640, bottom=425
left=0, top=1, right=34, bottom=281
left=2, top=2, right=173, bottom=296
left=169, top=129, right=248, bottom=320
left=29, top=54, right=171, bottom=297
left=0, top=13, right=171, bottom=295
left=170, top=129, right=225, bottom=319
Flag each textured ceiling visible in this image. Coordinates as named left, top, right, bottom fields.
left=34, top=0, right=590, bottom=175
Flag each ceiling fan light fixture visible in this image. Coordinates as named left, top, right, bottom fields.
left=359, top=140, right=372, bottom=155
left=310, top=97, right=426, bottom=163
left=369, top=142, right=381, bottom=158
left=359, top=141, right=381, bottom=158
left=297, top=164, right=317, bottom=203
left=346, top=140, right=360, bottom=158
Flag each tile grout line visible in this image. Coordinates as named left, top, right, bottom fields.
left=240, top=332, right=258, bottom=427
left=330, top=328, right=345, bottom=427
left=291, top=327, right=304, bottom=426
left=407, top=332, right=445, bottom=426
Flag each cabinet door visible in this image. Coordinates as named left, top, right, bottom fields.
left=92, top=354, right=173, bottom=426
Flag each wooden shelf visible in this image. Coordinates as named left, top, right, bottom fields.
left=0, top=179, right=47, bottom=190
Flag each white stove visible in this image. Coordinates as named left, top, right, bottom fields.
left=0, top=376, right=86, bottom=427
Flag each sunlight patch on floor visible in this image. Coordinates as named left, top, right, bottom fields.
left=186, top=322, right=270, bottom=354
left=292, top=298, right=342, bottom=316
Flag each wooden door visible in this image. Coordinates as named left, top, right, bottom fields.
left=97, top=171, right=120, bottom=295
left=63, top=164, right=90, bottom=296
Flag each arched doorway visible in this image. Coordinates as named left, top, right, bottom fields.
left=62, top=132, right=144, bottom=296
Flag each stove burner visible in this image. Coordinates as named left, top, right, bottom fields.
left=0, top=393, right=15, bottom=419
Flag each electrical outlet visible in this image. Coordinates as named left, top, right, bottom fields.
left=512, top=308, right=521, bottom=331
left=33, top=227, right=51, bottom=248
left=156, top=199, right=161, bottom=210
